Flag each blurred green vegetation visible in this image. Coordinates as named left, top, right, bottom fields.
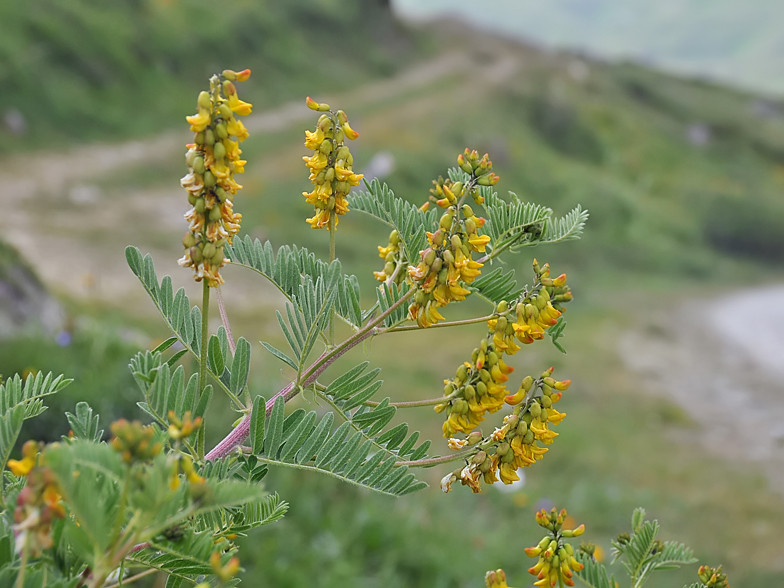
left=2, top=4, right=784, bottom=587
left=0, top=0, right=420, bottom=150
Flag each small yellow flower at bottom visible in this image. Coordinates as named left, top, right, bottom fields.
left=485, top=569, right=514, bottom=588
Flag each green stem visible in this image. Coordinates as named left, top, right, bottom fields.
left=396, top=449, right=474, bottom=467
left=328, top=210, right=336, bottom=347
left=379, top=314, right=494, bottom=334
left=198, top=280, right=210, bottom=459
left=365, top=393, right=456, bottom=408
left=105, top=568, right=157, bottom=588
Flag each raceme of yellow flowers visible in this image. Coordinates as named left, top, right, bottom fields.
left=406, top=151, right=497, bottom=328
left=302, top=98, right=363, bottom=230
left=179, top=69, right=252, bottom=287
left=525, top=508, right=585, bottom=588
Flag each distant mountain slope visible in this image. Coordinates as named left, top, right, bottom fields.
left=393, top=0, right=784, bottom=96
left=0, top=0, right=418, bottom=150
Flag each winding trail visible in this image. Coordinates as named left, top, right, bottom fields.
left=0, top=45, right=519, bottom=313
left=620, top=285, right=784, bottom=494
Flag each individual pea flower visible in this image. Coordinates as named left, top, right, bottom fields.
left=485, top=569, right=514, bottom=588
left=168, top=453, right=205, bottom=491
left=511, top=260, right=572, bottom=346
left=525, top=508, right=585, bottom=587
left=8, top=439, right=39, bottom=476
left=373, top=229, right=405, bottom=283
left=210, top=550, right=241, bottom=583
left=302, top=98, right=363, bottom=229
left=110, top=419, right=163, bottom=463
left=435, top=333, right=514, bottom=437
left=486, top=300, right=521, bottom=355
left=407, top=197, right=489, bottom=327
left=698, top=565, right=730, bottom=588
left=12, top=454, right=65, bottom=556
left=179, top=69, right=252, bottom=287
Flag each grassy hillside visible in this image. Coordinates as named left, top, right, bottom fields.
left=395, top=0, right=784, bottom=96
left=0, top=0, right=421, bottom=150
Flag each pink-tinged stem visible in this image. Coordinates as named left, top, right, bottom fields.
left=204, top=288, right=413, bottom=461
left=205, top=329, right=373, bottom=461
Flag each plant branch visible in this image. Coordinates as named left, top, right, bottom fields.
left=104, top=568, right=157, bottom=588
left=395, top=449, right=473, bottom=468
left=204, top=288, right=415, bottom=461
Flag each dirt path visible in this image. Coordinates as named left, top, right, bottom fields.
left=0, top=45, right=519, bottom=315
left=620, top=285, right=784, bottom=494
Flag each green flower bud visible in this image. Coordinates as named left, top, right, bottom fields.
left=213, top=141, right=226, bottom=161
left=197, top=91, right=211, bottom=110
left=218, top=104, right=233, bottom=120
left=203, top=170, right=216, bottom=188
left=204, top=128, right=216, bottom=146
left=192, top=156, right=205, bottom=175
left=215, top=123, right=228, bottom=139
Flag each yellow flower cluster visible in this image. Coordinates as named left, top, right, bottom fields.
left=485, top=569, right=514, bottom=588
left=373, top=229, right=405, bottom=283
left=110, top=419, right=163, bottom=463
left=441, top=367, right=571, bottom=493
left=486, top=261, right=572, bottom=355
left=698, top=565, right=729, bottom=588
left=435, top=334, right=514, bottom=437
left=525, top=508, right=585, bottom=588
left=407, top=203, right=489, bottom=327
left=302, top=98, right=363, bottom=229
left=179, top=69, right=252, bottom=287
left=11, top=441, right=65, bottom=556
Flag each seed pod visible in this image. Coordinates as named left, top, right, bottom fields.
left=529, top=401, right=542, bottom=418
left=450, top=235, right=462, bottom=250
left=192, top=156, right=205, bottom=175
left=194, top=131, right=205, bottom=145
left=496, top=442, right=510, bottom=456
left=472, top=451, right=487, bottom=465
left=319, top=140, right=333, bottom=155
left=214, top=186, right=227, bottom=201
left=541, top=395, right=552, bottom=408
left=190, top=246, right=203, bottom=263
left=516, top=420, right=528, bottom=436
left=218, top=104, right=233, bottom=120
left=465, top=217, right=477, bottom=233
left=476, top=381, right=487, bottom=396
left=487, top=352, right=499, bottom=367
left=501, top=449, right=515, bottom=463
left=464, top=384, right=476, bottom=400
left=215, top=123, right=228, bottom=139
left=202, top=243, right=216, bottom=259
left=461, top=204, right=474, bottom=218
left=384, top=261, right=395, bottom=274
left=439, top=214, right=453, bottom=231
left=183, top=233, right=197, bottom=248
left=197, top=91, right=211, bottom=110
left=211, top=249, right=225, bottom=265
left=194, top=198, right=206, bottom=214
left=479, top=369, right=491, bottom=383
left=187, top=193, right=197, bottom=205
left=203, top=171, right=216, bottom=188
left=204, top=129, right=216, bottom=146
left=209, top=205, right=222, bottom=222
left=213, top=141, right=226, bottom=161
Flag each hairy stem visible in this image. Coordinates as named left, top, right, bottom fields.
left=216, top=286, right=236, bottom=354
